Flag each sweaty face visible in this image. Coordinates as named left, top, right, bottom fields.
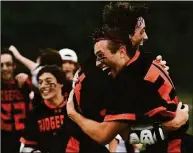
left=1, top=54, right=15, bottom=81
left=38, top=72, right=62, bottom=100
left=62, top=60, right=76, bottom=80
left=94, top=40, right=120, bottom=78
left=131, top=17, right=148, bottom=47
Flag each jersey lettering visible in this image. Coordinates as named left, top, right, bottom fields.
left=38, top=115, right=64, bottom=132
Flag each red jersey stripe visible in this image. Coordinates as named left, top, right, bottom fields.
left=104, top=113, right=136, bottom=121
left=20, top=137, right=38, bottom=145
left=167, top=139, right=181, bottom=153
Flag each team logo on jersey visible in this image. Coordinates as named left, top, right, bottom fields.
left=37, top=115, right=64, bottom=132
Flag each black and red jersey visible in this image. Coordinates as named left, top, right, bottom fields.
left=54, top=54, right=111, bottom=153
left=1, top=77, right=32, bottom=153
left=72, top=54, right=112, bottom=153
left=1, top=78, right=32, bottom=133
left=21, top=100, right=79, bottom=153
left=104, top=51, right=188, bottom=153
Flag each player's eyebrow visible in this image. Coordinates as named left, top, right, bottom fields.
left=95, top=50, right=103, bottom=56
left=39, top=77, right=53, bottom=82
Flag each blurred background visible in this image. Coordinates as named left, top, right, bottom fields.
left=1, top=1, right=192, bottom=134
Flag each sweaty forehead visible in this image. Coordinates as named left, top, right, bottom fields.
left=1, top=54, right=13, bottom=64
left=94, top=40, right=109, bottom=55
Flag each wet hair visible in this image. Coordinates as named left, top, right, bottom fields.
left=103, top=1, right=148, bottom=35
left=38, top=48, right=63, bottom=67
left=37, top=65, right=71, bottom=94
left=1, top=48, right=16, bottom=63
left=92, top=24, right=136, bottom=57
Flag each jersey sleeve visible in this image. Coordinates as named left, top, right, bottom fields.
left=104, top=63, right=178, bottom=123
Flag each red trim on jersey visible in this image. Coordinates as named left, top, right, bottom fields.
left=100, top=109, right=107, bottom=117
left=167, top=139, right=181, bottom=153
left=152, top=60, right=173, bottom=84
left=145, top=106, right=176, bottom=119
left=25, top=77, right=32, bottom=87
left=66, top=136, right=80, bottom=152
left=127, top=51, right=140, bottom=66
left=44, top=100, right=66, bottom=109
left=74, top=73, right=86, bottom=106
left=104, top=113, right=136, bottom=121
left=20, top=137, right=38, bottom=145
left=173, top=96, right=179, bottom=104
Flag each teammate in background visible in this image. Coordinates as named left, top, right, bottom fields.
left=59, top=48, right=79, bottom=81
left=1, top=49, right=32, bottom=153
left=8, top=45, right=63, bottom=88
left=8, top=46, right=71, bottom=107
left=67, top=24, right=189, bottom=153
left=20, top=65, right=79, bottom=153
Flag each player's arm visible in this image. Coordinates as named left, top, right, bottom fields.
left=162, top=102, right=189, bottom=131
left=151, top=56, right=189, bottom=130
left=67, top=91, right=128, bottom=145
left=68, top=109, right=128, bottom=145
left=9, top=45, right=39, bottom=71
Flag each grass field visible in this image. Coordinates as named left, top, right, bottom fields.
left=178, top=92, right=193, bottom=134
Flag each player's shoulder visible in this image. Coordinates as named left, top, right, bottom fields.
left=126, top=52, right=153, bottom=78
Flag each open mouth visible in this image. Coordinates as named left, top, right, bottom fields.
left=102, top=66, right=112, bottom=76
left=40, top=88, right=51, bottom=96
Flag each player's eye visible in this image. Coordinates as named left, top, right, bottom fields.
left=1, top=62, right=13, bottom=67
left=96, top=52, right=105, bottom=61
left=38, top=80, right=43, bottom=85
left=140, top=29, right=145, bottom=35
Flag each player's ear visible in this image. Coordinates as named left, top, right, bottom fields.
left=13, top=63, right=16, bottom=69
left=119, top=46, right=127, bottom=58
left=59, top=83, right=63, bottom=88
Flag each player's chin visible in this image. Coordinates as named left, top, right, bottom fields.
left=2, top=73, right=12, bottom=80
left=41, top=93, right=54, bottom=100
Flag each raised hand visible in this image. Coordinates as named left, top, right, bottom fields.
left=155, top=55, right=170, bottom=74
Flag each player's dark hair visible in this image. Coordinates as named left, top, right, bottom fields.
left=1, top=48, right=16, bottom=63
left=92, top=24, right=136, bottom=57
left=39, top=48, right=62, bottom=67
left=103, top=1, right=148, bottom=35
left=37, top=65, right=71, bottom=94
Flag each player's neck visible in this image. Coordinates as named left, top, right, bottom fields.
left=112, top=56, right=130, bottom=78
left=2, top=77, right=14, bottom=83
left=48, top=93, right=65, bottom=107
